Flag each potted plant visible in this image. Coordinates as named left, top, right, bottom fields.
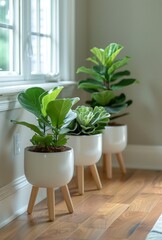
left=11, top=86, right=80, bottom=221
left=67, top=105, right=110, bottom=194
left=76, top=42, right=138, bottom=178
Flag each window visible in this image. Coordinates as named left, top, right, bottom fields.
left=0, top=0, right=19, bottom=74
left=0, top=0, right=75, bottom=90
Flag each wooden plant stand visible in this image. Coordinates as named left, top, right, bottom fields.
left=103, top=152, right=126, bottom=179
left=27, top=185, right=74, bottom=221
left=76, top=163, right=102, bottom=195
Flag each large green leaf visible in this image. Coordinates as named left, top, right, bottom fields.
left=92, top=90, right=116, bottom=106
left=31, top=134, right=53, bottom=146
left=90, top=47, right=105, bottom=65
left=108, top=56, right=130, bottom=75
left=18, top=87, right=45, bottom=118
left=105, top=43, right=123, bottom=58
left=104, top=103, right=128, bottom=114
left=77, top=66, right=103, bottom=81
left=110, top=78, right=137, bottom=90
left=78, top=79, right=106, bottom=92
left=11, top=120, right=43, bottom=136
left=46, top=99, right=72, bottom=129
left=41, top=86, right=63, bottom=116
left=109, top=70, right=130, bottom=82
left=105, top=43, right=123, bottom=66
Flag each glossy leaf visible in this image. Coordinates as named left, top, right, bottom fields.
left=11, top=120, right=43, bottom=136
left=78, top=79, right=106, bottom=92
left=31, top=134, right=53, bottom=147
left=92, top=90, right=115, bottom=106
left=77, top=66, right=103, bottom=81
left=110, top=78, right=137, bottom=90
left=46, top=99, right=73, bottom=129
left=110, top=70, right=130, bottom=82
left=108, top=56, right=130, bottom=75
left=41, top=86, right=63, bottom=116
left=18, top=87, right=45, bottom=118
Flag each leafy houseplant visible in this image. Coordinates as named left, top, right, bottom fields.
left=67, top=106, right=110, bottom=194
left=77, top=42, right=138, bottom=121
left=12, top=86, right=80, bottom=152
left=11, top=86, right=80, bottom=221
left=77, top=43, right=138, bottom=179
left=68, top=105, right=110, bottom=135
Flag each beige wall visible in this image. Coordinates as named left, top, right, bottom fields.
left=0, top=109, right=34, bottom=187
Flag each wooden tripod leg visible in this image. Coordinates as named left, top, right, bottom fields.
left=76, top=165, right=84, bottom=195
left=61, top=185, right=74, bottom=213
left=27, top=186, right=39, bottom=214
left=116, top=152, right=126, bottom=175
left=104, top=153, right=112, bottom=179
left=89, top=164, right=102, bottom=189
left=47, top=188, right=55, bottom=221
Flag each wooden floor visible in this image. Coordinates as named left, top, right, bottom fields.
left=1, top=167, right=162, bottom=240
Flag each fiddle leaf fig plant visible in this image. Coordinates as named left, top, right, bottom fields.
left=68, top=106, right=110, bottom=135
left=77, top=43, right=138, bottom=120
left=11, top=86, right=80, bottom=152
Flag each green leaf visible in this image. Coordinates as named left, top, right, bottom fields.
left=108, top=56, right=130, bottom=75
left=104, top=104, right=128, bottom=114
left=105, top=43, right=123, bottom=58
left=90, top=47, right=105, bottom=65
left=78, top=79, right=106, bottom=92
left=86, top=56, right=99, bottom=65
left=46, top=99, right=72, bottom=129
left=105, top=43, right=123, bottom=66
left=11, top=120, right=43, bottom=136
left=110, top=78, right=137, bottom=90
left=110, top=70, right=130, bottom=82
left=31, top=134, right=53, bottom=146
left=92, top=90, right=116, bottom=106
left=77, top=66, right=103, bottom=81
left=18, top=87, right=45, bottom=118
left=41, top=86, right=63, bottom=116
left=54, top=134, right=67, bottom=146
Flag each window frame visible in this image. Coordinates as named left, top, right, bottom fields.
left=0, top=0, right=76, bottom=95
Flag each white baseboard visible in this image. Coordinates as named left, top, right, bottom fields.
left=0, top=176, right=46, bottom=229
left=112, top=144, right=162, bottom=170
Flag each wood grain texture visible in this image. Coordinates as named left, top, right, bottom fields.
left=0, top=167, right=162, bottom=240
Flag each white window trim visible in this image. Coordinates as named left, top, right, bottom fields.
left=0, top=0, right=76, bottom=96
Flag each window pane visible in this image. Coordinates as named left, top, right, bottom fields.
left=31, top=35, right=38, bottom=73
left=31, top=0, right=52, bottom=74
left=31, top=35, right=51, bottom=74
left=0, top=0, right=13, bottom=25
left=0, top=28, right=13, bottom=71
left=40, top=0, right=51, bottom=35
left=40, top=37, right=51, bottom=73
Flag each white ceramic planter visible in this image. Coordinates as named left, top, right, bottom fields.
left=102, top=125, right=127, bottom=154
left=24, top=146, right=74, bottom=188
left=67, top=134, right=102, bottom=166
